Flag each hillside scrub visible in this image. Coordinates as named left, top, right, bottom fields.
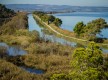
left=0, top=4, right=16, bottom=26
left=0, top=11, right=40, bottom=46
left=0, top=5, right=108, bottom=80
left=0, top=4, right=15, bottom=18
left=0, top=59, right=43, bottom=80
left=0, top=41, right=74, bottom=79
left=50, top=42, right=108, bottom=80
left=11, top=42, right=74, bottom=79
left=0, top=12, right=28, bottom=35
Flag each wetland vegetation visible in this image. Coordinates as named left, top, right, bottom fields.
left=0, top=4, right=108, bottom=80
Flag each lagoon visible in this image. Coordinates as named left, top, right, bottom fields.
left=27, top=13, right=108, bottom=53
left=54, top=12, right=108, bottom=38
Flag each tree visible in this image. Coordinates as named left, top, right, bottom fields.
left=50, top=42, right=106, bottom=80
left=73, top=21, right=85, bottom=36
left=53, top=18, right=62, bottom=27
left=69, top=42, right=103, bottom=80
left=73, top=18, right=108, bottom=40
left=0, top=4, right=15, bottom=18
left=86, top=18, right=108, bottom=36
left=48, top=15, right=55, bottom=23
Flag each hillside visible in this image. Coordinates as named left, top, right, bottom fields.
left=0, top=4, right=16, bottom=26
left=0, top=4, right=15, bottom=18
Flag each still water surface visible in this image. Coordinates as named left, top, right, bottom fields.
left=54, top=12, right=108, bottom=38
left=28, top=13, right=108, bottom=53
left=0, top=12, right=108, bottom=74
left=0, top=43, right=27, bottom=56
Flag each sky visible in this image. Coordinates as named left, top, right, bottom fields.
left=0, top=0, right=108, bottom=7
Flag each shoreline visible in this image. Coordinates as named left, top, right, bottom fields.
left=33, top=14, right=108, bottom=48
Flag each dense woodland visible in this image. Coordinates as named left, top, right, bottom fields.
left=0, top=4, right=108, bottom=80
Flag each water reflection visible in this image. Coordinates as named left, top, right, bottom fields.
left=0, top=43, right=27, bottom=56
left=28, top=14, right=77, bottom=47
left=54, top=12, right=108, bottom=38
left=28, top=14, right=108, bottom=53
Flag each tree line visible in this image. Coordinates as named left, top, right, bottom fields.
left=33, top=11, right=62, bottom=27
left=73, top=18, right=108, bottom=41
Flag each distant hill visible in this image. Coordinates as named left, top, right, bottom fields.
left=5, top=4, right=108, bottom=13
left=0, top=4, right=15, bottom=18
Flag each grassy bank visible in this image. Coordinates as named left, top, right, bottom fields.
left=22, top=42, right=74, bottom=79
left=0, top=12, right=40, bottom=46
left=0, top=12, right=28, bottom=35
left=0, top=11, right=75, bottom=79
left=0, top=59, right=43, bottom=80
left=0, top=7, right=108, bottom=79
left=33, top=13, right=108, bottom=48
left=33, top=14, right=89, bottom=46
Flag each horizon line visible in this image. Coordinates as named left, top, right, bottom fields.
left=2, top=3, right=108, bottom=7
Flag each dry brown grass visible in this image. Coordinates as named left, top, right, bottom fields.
left=21, top=42, right=74, bottom=79
left=0, top=59, right=43, bottom=80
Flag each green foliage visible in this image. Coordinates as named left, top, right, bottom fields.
left=70, top=42, right=103, bottom=80
left=73, top=21, right=85, bottom=36
left=49, top=15, right=55, bottom=23
left=0, top=4, right=16, bottom=26
left=51, top=42, right=107, bottom=80
left=0, top=4, right=15, bottom=18
left=33, top=11, right=62, bottom=27
left=50, top=73, right=68, bottom=80
left=53, top=18, right=62, bottom=27
left=86, top=18, right=108, bottom=35
left=73, top=18, right=108, bottom=40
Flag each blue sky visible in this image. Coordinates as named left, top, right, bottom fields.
left=0, top=0, right=108, bottom=7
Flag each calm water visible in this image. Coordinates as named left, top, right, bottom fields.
left=28, top=14, right=108, bottom=53
left=54, top=12, right=108, bottom=38
left=0, top=43, right=27, bottom=56
left=28, top=14, right=77, bottom=47
left=21, top=66, right=44, bottom=74
left=0, top=42, right=44, bottom=74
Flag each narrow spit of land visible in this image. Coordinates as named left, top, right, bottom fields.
left=33, top=14, right=108, bottom=46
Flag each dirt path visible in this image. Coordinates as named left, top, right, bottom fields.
left=34, top=15, right=88, bottom=42
left=34, top=14, right=108, bottom=46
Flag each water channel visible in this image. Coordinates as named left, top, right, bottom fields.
left=0, top=12, right=108, bottom=74
left=28, top=13, right=108, bottom=53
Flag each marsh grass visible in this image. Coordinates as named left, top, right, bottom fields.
left=0, top=41, right=73, bottom=79
left=18, top=42, right=74, bottom=79
left=0, top=59, right=44, bottom=80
